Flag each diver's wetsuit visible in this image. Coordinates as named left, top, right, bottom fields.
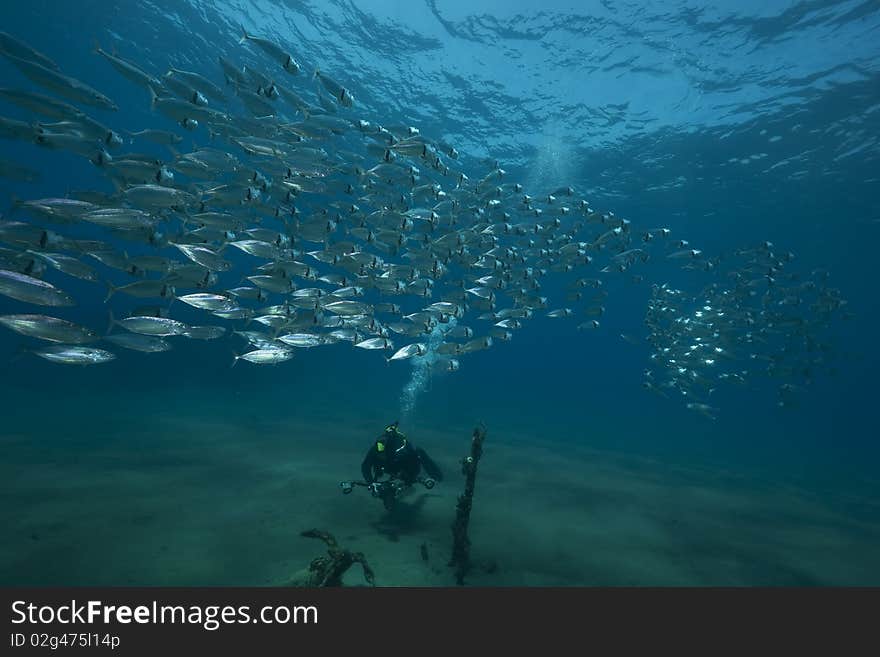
left=361, top=430, right=443, bottom=485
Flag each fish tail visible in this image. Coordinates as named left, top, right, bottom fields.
left=91, top=38, right=101, bottom=55
left=230, top=351, right=241, bottom=368
left=104, top=282, right=116, bottom=303
left=146, top=80, right=164, bottom=99
left=105, top=309, right=116, bottom=335
left=239, top=26, right=249, bottom=44
left=148, top=85, right=158, bottom=111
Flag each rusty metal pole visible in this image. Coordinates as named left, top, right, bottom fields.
left=449, top=423, right=487, bottom=585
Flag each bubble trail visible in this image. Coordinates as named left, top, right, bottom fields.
left=400, top=317, right=456, bottom=422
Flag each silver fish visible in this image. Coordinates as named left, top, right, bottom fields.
left=25, top=251, right=99, bottom=282
left=182, top=326, right=227, bottom=340
left=127, top=128, right=183, bottom=145
left=3, top=52, right=117, bottom=110
left=212, top=308, right=254, bottom=321
left=124, top=184, right=196, bottom=209
left=82, top=207, right=156, bottom=229
left=0, top=114, right=37, bottom=141
left=322, top=300, right=372, bottom=316
left=0, top=269, right=75, bottom=306
left=0, top=88, right=83, bottom=120
left=389, top=343, right=426, bottom=361
left=104, top=333, right=171, bottom=352
left=277, top=332, right=325, bottom=348
left=686, top=402, right=718, bottom=420
left=0, top=314, right=97, bottom=343
left=112, top=314, right=189, bottom=336
left=0, top=31, right=59, bottom=70
left=165, top=68, right=225, bottom=102
left=162, top=74, right=208, bottom=106
left=173, top=244, right=231, bottom=272
left=355, top=337, right=393, bottom=350
left=33, top=345, right=116, bottom=365
left=247, top=275, right=294, bottom=293
left=233, top=347, right=295, bottom=365
left=93, top=42, right=163, bottom=92
left=239, top=27, right=301, bottom=74
left=105, top=280, right=174, bottom=302
left=176, top=293, right=238, bottom=311
left=314, top=69, right=354, bottom=107
left=226, top=239, right=281, bottom=259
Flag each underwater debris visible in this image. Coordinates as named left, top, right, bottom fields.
left=287, top=529, right=375, bottom=587
left=449, top=423, right=487, bottom=585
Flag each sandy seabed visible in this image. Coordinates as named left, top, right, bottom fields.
left=2, top=399, right=878, bottom=586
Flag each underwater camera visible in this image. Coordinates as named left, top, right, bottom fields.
left=339, top=477, right=435, bottom=509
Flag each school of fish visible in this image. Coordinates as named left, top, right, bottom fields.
left=0, top=28, right=850, bottom=417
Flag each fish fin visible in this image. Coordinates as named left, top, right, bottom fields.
left=104, top=282, right=116, bottom=303
left=147, top=80, right=164, bottom=98
left=106, top=175, right=124, bottom=195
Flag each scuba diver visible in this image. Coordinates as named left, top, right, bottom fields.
left=340, top=422, right=443, bottom=509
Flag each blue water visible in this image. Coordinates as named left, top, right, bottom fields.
left=1, top=1, right=878, bottom=585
